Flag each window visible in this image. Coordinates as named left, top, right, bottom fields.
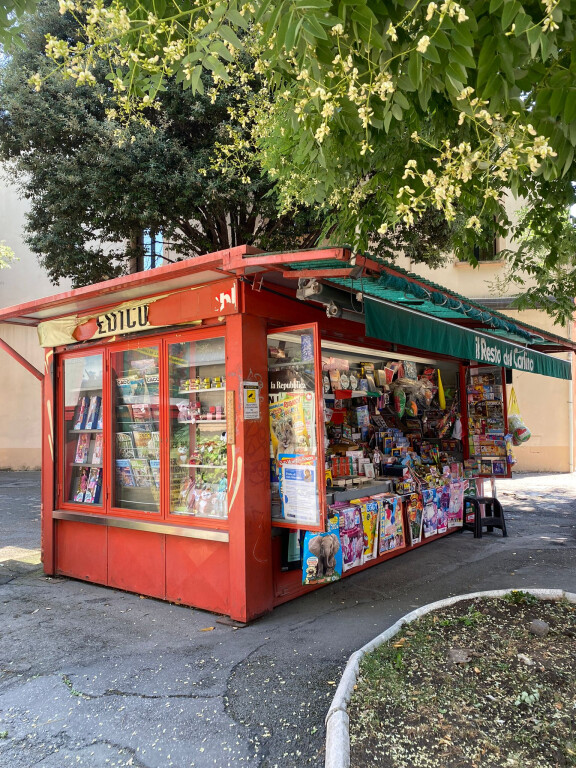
left=63, top=353, right=104, bottom=507
left=143, top=229, right=163, bottom=270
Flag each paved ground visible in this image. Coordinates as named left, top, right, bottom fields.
left=1, top=470, right=575, bottom=768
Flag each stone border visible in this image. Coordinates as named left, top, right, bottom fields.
left=324, top=588, right=576, bottom=768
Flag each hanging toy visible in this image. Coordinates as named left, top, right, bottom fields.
left=437, top=369, right=446, bottom=410
left=451, top=415, right=463, bottom=440
left=393, top=387, right=406, bottom=418
left=405, top=399, right=418, bottom=417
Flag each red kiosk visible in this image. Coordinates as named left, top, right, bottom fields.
left=1, top=245, right=573, bottom=622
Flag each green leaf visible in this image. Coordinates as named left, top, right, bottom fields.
left=513, top=12, right=532, bottom=36
left=226, top=9, right=249, bottom=29
left=394, top=91, right=410, bottom=109
left=391, top=102, right=403, bottom=120
left=449, top=45, right=476, bottom=69
left=219, top=25, right=243, bottom=49
left=564, top=88, right=576, bottom=124
left=191, top=65, right=204, bottom=94
left=549, top=87, right=565, bottom=117
left=489, top=0, right=504, bottom=12
left=501, top=1, right=521, bottom=31
left=407, top=50, right=422, bottom=88
left=203, top=55, right=230, bottom=81
left=422, top=44, right=441, bottom=64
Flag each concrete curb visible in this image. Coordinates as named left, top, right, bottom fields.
left=324, top=588, right=576, bottom=768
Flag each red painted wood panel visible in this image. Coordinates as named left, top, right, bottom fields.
left=165, top=536, right=230, bottom=615
left=55, top=520, right=107, bottom=584
left=226, top=313, right=274, bottom=622
left=107, top=527, right=166, bottom=599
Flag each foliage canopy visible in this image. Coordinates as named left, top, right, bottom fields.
left=3, top=0, right=576, bottom=318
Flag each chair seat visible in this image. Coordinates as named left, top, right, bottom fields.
left=462, top=496, right=507, bottom=538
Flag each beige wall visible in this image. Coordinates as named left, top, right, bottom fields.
left=0, top=178, right=71, bottom=469
left=404, top=256, right=574, bottom=473
left=0, top=324, right=45, bottom=469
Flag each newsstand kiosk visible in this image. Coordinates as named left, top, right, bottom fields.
left=0, top=245, right=573, bottom=622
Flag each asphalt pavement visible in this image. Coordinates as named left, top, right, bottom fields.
left=1, top=470, right=576, bottom=768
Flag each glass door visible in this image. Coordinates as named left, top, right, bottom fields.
left=63, top=353, right=104, bottom=507
left=167, top=336, right=228, bottom=519
left=267, top=323, right=324, bottom=531
left=111, top=344, right=161, bottom=513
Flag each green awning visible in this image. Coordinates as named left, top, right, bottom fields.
left=365, top=298, right=572, bottom=380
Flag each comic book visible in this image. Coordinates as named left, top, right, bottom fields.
left=130, top=459, right=153, bottom=487
left=132, top=431, right=152, bottom=458
left=131, top=403, right=151, bottom=422
left=115, top=432, right=136, bottom=459
left=149, top=460, right=161, bottom=488
left=422, top=488, right=438, bottom=538
left=116, top=459, right=136, bottom=487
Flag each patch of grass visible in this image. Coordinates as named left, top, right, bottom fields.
left=349, top=597, right=576, bottom=768
left=0, top=731, right=8, bottom=739
left=503, top=590, right=539, bottom=606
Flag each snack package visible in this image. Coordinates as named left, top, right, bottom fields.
left=302, top=527, right=342, bottom=585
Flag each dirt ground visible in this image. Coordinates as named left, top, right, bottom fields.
left=349, top=594, right=576, bottom=768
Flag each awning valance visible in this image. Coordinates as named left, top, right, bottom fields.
left=365, top=298, right=572, bottom=380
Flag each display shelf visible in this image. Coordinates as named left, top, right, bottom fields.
left=177, top=387, right=225, bottom=395
left=70, top=428, right=103, bottom=434
left=324, top=391, right=378, bottom=399
left=174, top=358, right=225, bottom=368
left=178, top=419, right=226, bottom=425
left=71, top=462, right=103, bottom=467
left=178, top=463, right=226, bottom=469
left=267, top=359, right=313, bottom=369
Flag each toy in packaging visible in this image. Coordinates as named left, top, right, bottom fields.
left=339, top=505, right=364, bottom=572
left=302, top=527, right=342, bottom=585
left=447, top=481, right=465, bottom=527
left=359, top=500, right=379, bottom=562
left=73, top=467, right=90, bottom=502
left=378, top=496, right=405, bottom=553
left=74, top=433, right=90, bottom=464
left=73, top=396, right=90, bottom=430
left=422, top=488, right=438, bottom=538
left=406, top=493, right=424, bottom=545
left=83, top=467, right=102, bottom=504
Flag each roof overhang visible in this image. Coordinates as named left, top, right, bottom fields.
left=1, top=245, right=574, bottom=378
